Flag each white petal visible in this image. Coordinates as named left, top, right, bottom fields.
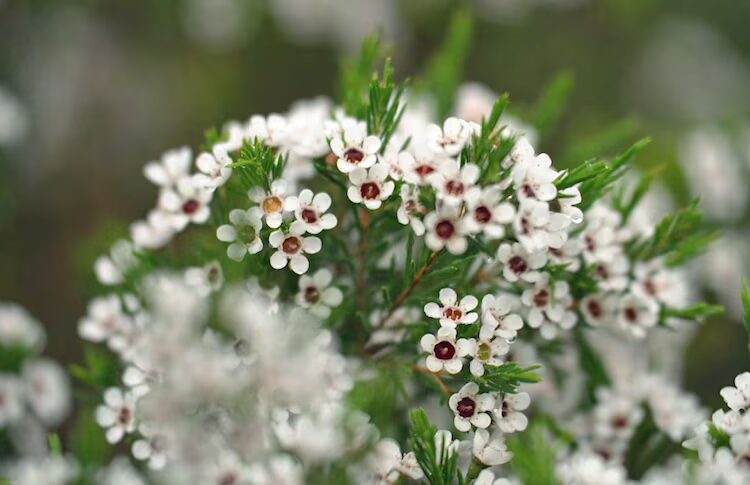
left=270, top=251, right=288, bottom=269
left=216, top=225, right=237, bottom=242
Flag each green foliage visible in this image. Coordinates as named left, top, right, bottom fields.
left=472, top=362, right=542, bottom=394
left=742, top=279, right=750, bottom=356
left=506, top=421, right=561, bottom=485
left=69, top=406, right=111, bottom=468
left=661, top=303, right=724, bottom=322
left=420, top=9, right=474, bottom=119
left=528, top=70, right=575, bottom=142
left=407, top=409, right=460, bottom=485
left=339, top=35, right=382, bottom=119
left=367, top=58, right=407, bottom=150
left=575, top=137, right=651, bottom=211
left=0, top=345, right=30, bottom=373
left=629, top=199, right=718, bottom=266
left=228, top=139, right=285, bottom=191
left=462, top=96, right=516, bottom=182
left=48, top=433, right=63, bottom=456
left=574, top=327, right=611, bottom=408
left=611, top=172, right=655, bottom=222
left=624, top=406, right=676, bottom=480
left=70, top=346, right=120, bottom=391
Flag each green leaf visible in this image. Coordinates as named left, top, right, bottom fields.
left=662, top=303, right=723, bottom=321
left=420, top=9, right=474, bottom=119
left=574, top=327, right=611, bottom=408
left=529, top=70, right=575, bottom=141
left=507, top=421, right=561, bottom=485
left=407, top=409, right=460, bottom=485
left=339, top=35, right=382, bottom=118
left=471, top=362, right=542, bottom=394
left=48, top=433, right=63, bottom=456
left=366, top=58, right=408, bottom=149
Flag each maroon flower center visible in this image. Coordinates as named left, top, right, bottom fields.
left=434, top=341, right=456, bottom=360
left=644, top=280, right=657, bottom=296
left=443, top=307, right=463, bottom=321
left=549, top=247, right=563, bottom=257
left=585, top=235, right=596, bottom=252
left=344, top=147, right=364, bottom=163
left=456, top=397, right=477, bottom=418
left=182, top=199, right=200, bottom=215
left=282, top=236, right=302, bottom=254
left=415, top=164, right=435, bottom=177
left=522, top=183, right=536, bottom=198
left=501, top=400, right=509, bottom=417
left=474, top=206, right=492, bottom=224
left=445, top=180, right=464, bottom=196
left=533, top=289, right=550, bottom=308
left=118, top=407, right=131, bottom=425
left=304, top=286, right=320, bottom=303
left=219, top=472, right=239, bottom=485
left=301, top=208, right=318, bottom=223
left=436, top=220, right=455, bottom=240
left=508, top=256, right=528, bottom=274
left=596, top=264, right=609, bottom=279
left=624, top=307, right=638, bottom=323
left=360, top=182, right=381, bottom=200
left=587, top=300, right=603, bottom=318
left=612, top=416, right=629, bottom=429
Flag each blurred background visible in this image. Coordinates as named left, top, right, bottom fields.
left=1, top=0, right=749, bottom=408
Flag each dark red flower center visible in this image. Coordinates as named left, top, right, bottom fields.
left=533, top=289, right=550, bottom=308
left=443, top=307, right=463, bottom=321
left=611, top=416, right=629, bottom=429
left=587, top=300, right=603, bottom=318
left=522, top=184, right=536, bottom=198
left=508, top=255, right=528, bottom=274
left=445, top=180, right=464, bottom=196
left=282, top=236, right=302, bottom=254
left=182, top=199, right=200, bottom=215
left=415, top=164, right=435, bottom=177
left=301, top=208, right=318, bottom=223
left=304, top=286, right=320, bottom=303
left=456, top=397, right=477, bottom=418
left=474, top=206, right=492, bottom=224
left=344, top=147, right=364, bottom=163
left=624, top=307, right=638, bottom=322
left=436, top=220, right=455, bottom=239
left=118, top=407, right=131, bottom=425
left=434, top=341, right=456, bottom=360
left=360, top=182, right=381, bottom=200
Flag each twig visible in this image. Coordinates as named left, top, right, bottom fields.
left=414, top=365, right=451, bottom=397
left=375, top=250, right=442, bottom=329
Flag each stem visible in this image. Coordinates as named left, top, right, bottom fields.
left=375, top=250, right=442, bottom=329
left=413, top=365, right=451, bottom=397
left=356, top=208, right=370, bottom=313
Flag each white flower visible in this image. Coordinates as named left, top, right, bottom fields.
left=463, top=185, right=515, bottom=238
left=431, top=161, right=480, bottom=205
left=721, top=372, right=750, bottom=412
left=247, top=113, right=290, bottom=148
left=615, top=293, right=658, bottom=338
left=424, top=288, right=479, bottom=327
left=78, top=295, right=133, bottom=349
left=557, top=451, right=629, bottom=485
left=216, top=207, right=264, bottom=261
left=3, top=454, right=79, bottom=485
left=22, top=358, right=71, bottom=427
left=547, top=238, right=584, bottom=271
left=592, top=388, right=644, bottom=449
left=194, top=143, right=233, bottom=190
left=158, top=177, right=213, bottom=230
left=631, top=260, right=690, bottom=309
left=247, top=454, right=304, bottom=485
left=521, top=277, right=577, bottom=339
left=96, top=387, right=138, bottom=444
left=0, top=376, right=24, bottom=427
left=399, top=150, right=451, bottom=186
left=592, top=255, right=630, bottom=291
left=494, top=392, right=530, bottom=433
left=366, top=438, right=424, bottom=484
left=475, top=470, right=514, bottom=485
left=248, top=179, right=295, bottom=228
left=295, top=269, right=343, bottom=319
left=434, top=429, right=460, bottom=464
left=330, top=122, right=382, bottom=173
left=511, top=148, right=558, bottom=202
left=94, top=239, right=137, bottom=286
left=448, top=382, right=494, bottom=432
left=396, top=184, right=426, bottom=236
left=286, top=189, right=337, bottom=234
left=473, top=428, right=513, bottom=466
left=132, top=423, right=168, bottom=469
left=143, top=146, right=192, bottom=188
left=424, top=206, right=468, bottom=255
left=480, top=294, right=524, bottom=340
left=427, top=117, right=475, bottom=157
left=269, top=221, right=322, bottom=274
left=470, top=333, right=509, bottom=377
left=184, top=261, right=224, bottom=296
left=496, top=243, right=547, bottom=283
left=130, top=210, right=175, bottom=250
left=0, top=302, right=45, bottom=351
left=580, top=204, right=626, bottom=264
left=419, top=326, right=474, bottom=374
left=513, top=199, right=570, bottom=252
left=580, top=293, right=614, bottom=327
left=347, top=163, right=395, bottom=210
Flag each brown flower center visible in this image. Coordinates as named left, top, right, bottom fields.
left=587, top=300, right=603, bottom=318
left=508, top=256, right=528, bottom=274
left=456, top=397, right=477, bottom=418
left=533, top=289, right=550, bottom=308
left=301, top=208, right=318, bottom=223
left=282, top=236, right=302, bottom=254
left=445, top=180, right=464, bottom=196
left=443, top=307, right=463, bottom=321
left=304, top=286, right=320, bottom=303
left=474, top=206, right=492, bottom=223
left=436, top=220, right=455, bottom=239
left=344, top=147, right=364, bottom=163
left=415, top=164, right=435, bottom=177
left=360, top=182, right=381, bottom=200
